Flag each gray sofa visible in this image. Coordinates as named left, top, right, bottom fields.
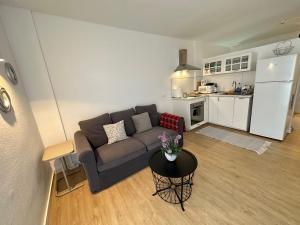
left=74, top=104, right=184, bottom=193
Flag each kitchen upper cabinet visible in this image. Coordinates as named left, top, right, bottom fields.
left=233, top=97, right=252, bottom=131
left=203, top=52, right=256, bottom=76
left=203, top=59, right=222, bottom=76
left=224, top=53, right=253, bottom=73
left=218, top=97, right=234, bottom=127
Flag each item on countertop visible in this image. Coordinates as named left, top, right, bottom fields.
left=241, top=85, right=254, bottom=95
left=198, top=84, right=217, bottom=93
left=188, top=91, right=198, bottom=97
left=200, top=80, right=208, bottom=86
left=235, top=82, right=242, bottom=94
left=158, top=131, right=182, bottom=161
left=183, top=92, right=188, bottom=98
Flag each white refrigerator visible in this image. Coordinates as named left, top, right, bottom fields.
left=250, top=54, right=300, bottom=140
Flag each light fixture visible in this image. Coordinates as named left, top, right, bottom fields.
left=268, top=63, right=274, bottom=69
left=4, top=62, right=18, bottom=85
left=0, top=86, right=12, bottom=113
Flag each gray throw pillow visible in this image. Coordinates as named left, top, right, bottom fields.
left=135, top=104, right=160, bottom=126
left=132, top=112, right=152, bottom=133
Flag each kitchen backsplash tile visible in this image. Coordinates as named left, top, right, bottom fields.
left=171, top=71, right=256, bottom=94
left=205, top=71, right=255, bottom=92
left=171, top=76, right=195, bottom=93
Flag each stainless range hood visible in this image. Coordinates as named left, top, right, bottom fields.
left=174, top=49, right=201, bottom=72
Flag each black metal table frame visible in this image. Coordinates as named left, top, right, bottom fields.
left=151, top=170, right=195, bottom=211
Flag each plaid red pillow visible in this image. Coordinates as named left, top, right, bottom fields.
left=160, top=113, right=185, bottom=132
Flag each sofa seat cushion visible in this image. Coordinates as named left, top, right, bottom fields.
left=96, top=137, right=146, bottom=172
left=133, top=127, right=177, bottom=152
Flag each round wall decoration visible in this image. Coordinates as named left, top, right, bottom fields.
left=0, top=87, right=12, bottom=113
left=5, top=62, right=18, bottom=85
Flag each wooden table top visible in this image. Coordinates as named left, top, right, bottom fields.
left=42, top=141, right=74, bottom=161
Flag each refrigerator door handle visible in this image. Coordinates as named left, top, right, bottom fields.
left=290, top=94, right=295, bottom=109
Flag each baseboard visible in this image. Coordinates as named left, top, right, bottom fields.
left=42, top=171, right=54, bottom=225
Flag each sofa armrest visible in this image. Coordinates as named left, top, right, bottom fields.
left=74, top=130, right=100, bottom=193
left=158, top=112, right=185, bottom=147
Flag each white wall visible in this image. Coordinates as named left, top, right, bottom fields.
left=0, top=17, right=52, bottom=225
left=0, top=6, right=66, bottom=148
left=0, top=6, right=195, bottom=143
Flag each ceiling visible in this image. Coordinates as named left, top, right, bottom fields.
left=1, top=0, right=300, bottom=48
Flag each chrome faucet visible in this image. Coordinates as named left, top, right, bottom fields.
left=232, top=81, right=237, bottom=91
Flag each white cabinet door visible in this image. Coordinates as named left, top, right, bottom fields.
left=204, top=97, right=209, bottom=123
left=217, top=97, right=234, bottom=127
left=233, top=97, right=251, bottom=131
left=208, top=97, right=218, bottom=124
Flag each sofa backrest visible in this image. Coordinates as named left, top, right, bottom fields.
left=110, top=108, right=136, bottom=136
left=78, top=104, right=160, bottom=148
left=135, top=104, right=160, bottom=127
left=79, top=113, right=112, bottom=148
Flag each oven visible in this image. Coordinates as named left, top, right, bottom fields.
left=190, top=101, right=204, bottom=125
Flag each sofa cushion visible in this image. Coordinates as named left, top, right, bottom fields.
left=79, top=113, right=112, bottom=148
left=96, top=137, right=146, bottom=172
left=110, top=108, right=136, bottom=136
left=103, top=120, right=128, bottom=144
left=135, top=104, right=160, bottom=127
left=131, top=112, right=152, bottom=133
left=133, top=126, right=177, bottom=152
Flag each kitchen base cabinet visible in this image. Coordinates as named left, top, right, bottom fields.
left=218, top=97, right=234, bottom=127
left=173, top=97, right=208, bottom=131
left=208, top=96, right=234, bottom=127
left=208, top=97, right=218, bottom=124
left=208, top=95, right=252, bottom=131
left=233, top=97, right=252, bottom=131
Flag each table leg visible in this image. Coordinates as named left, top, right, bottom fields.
left=60, top=158, right=71, bottom=190
left=55, top=158, right=83, bottom=197
left=153, top=186, right=172, bottom=196
left=180, top=177, right=185, bottom=211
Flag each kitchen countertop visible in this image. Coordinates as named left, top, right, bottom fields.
left=172, top=93, right=253, bottom=100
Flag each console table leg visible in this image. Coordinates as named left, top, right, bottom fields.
left=60, top=158, right=71, bottom=190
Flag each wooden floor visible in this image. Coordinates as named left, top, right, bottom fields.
left=47, top=116, right=300, bottom=225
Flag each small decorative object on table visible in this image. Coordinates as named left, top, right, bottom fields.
left=158, top=132, right=182, bottom=161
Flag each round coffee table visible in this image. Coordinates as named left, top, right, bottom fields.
left=149, top=149, right=198, bottom=211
